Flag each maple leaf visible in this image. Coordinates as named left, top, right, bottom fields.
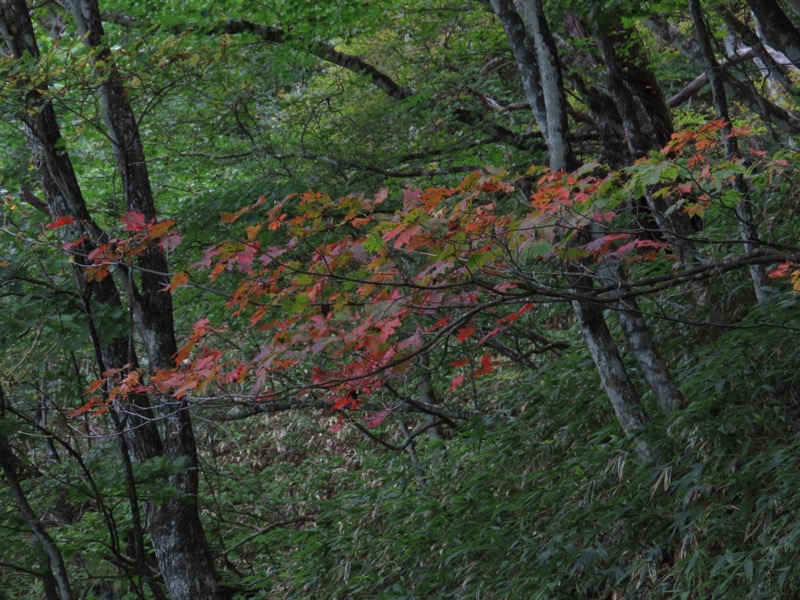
left=455, top=327, right=476, bottom=342
left=382, top=222, right=420, bottom=249
left=329, top=414, right=345, bottom=433
left=220, top=205, right=251, bottom=224
left=611, top=238, right=670, bottom=259
left=158, top=233, right=183, bottom=252
left=164, top=271, right=189, bottom=293
left=85, top=264, right=110, bottom=282
left=768, top=261, right=795, bottom=279
left=246, top=223, right=263, bottom=241
left=493, top=282, right=517, bottom=293
left=121, top=211, right=147, bottom=232
left=473, top=354, right=495, bottom=377
left=583, top=233, right=630, bottom=257
left=366, top=408, right=391, bottom=429
left=449, top=373, right=465, bottom=391
left=498, top=303, right=533, bottom=326
left=230, top=244, right=258, bottom=274
left=143, top=219, right=176, bottom=242
left=63, top=235, right=89, bottom=250
left=45, top=216, right=75, bottom=230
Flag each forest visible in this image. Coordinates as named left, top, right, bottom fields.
left=2, top=0, right=800, bottom=598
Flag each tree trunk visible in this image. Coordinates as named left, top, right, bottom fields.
left=593, top=27, right=672, bottom=157
left=495, top=1, right=649, bottom=441
left=688, top=0, right=771, bottom=303
left=62, top=1, right=225, bottom=597
left=488, top=0, right=549, bottom=139
left=646, top=14, right=800, bottom=135
left=419, top=355, right=444, bottom=442
left=0, top=387, right=72, bottom=600
left=594, top=255, right=684, bottom=412
left=722, top=8, right=798, bottom=97
left=570, top=283, right=652, bottom=459
left=515, top=0, right=576, bottom=171
left=748, top=0, right=800, bottom=66
left=1, top=1, right=225, bottom=598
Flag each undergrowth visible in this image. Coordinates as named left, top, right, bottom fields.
left=217, top=291, right=800, bottom=599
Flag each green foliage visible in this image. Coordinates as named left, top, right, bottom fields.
left=215, top=307, right=800, bottom=598
left=3, top=0, right=800, bottom=598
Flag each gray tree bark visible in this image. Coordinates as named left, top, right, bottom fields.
left=488, top=0, right=549, bottom=138
left=594, top=253, right=684, bottom=412
left=493, top=0, right=652, bottom=443
left=0, top=420, right=72, bottom=600
left=570, top=282, right=652, bottom=459
left=0, top=1, right=226, bottom=598
left=514, top=0, right=576, bottom=171
left=646, top=14, right=800, bottom=135
left=62, top=1, right=226, bottom=598
left=748, top=0, right=800, bottom=66
left=688, top=0, right=771, bottom=303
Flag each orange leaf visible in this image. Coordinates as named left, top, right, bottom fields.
left=164, top=271, right=189, bottom=293
left=246, top=222, right=263, bottom=241
left=144, top=219, right=176, bottom=242
left=221, top=206, right=250, bottom=224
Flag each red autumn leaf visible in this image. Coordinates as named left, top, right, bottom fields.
left=382, top=222, right=419, bottom=249
left=45, top=216, right=75, bottom=230
left=583, top=233, right=630, bottom=257
left=428, top=316, right=451, bottom=332
left=63, top=235, right=89, bottom=249
left=498, top=303, right=533, bottom=326
left=329, top=414, right=345, bottom=433
left=493, top=282, right=517, bottom=293
left=473, top=354, right=495, bottom=377
left=477, top=328, right=501, bottom=345
left=768, top=261, right=795, bottom=279
left=366, top=408, right=391, bottom=429
left=121, top=211, right=147, bottom=232
left=611, top=238, right=669, bottom=258
left=455, top=327, right=476, bottom=342
left=449, top=373, right=465, bottom=391
left=158, top=233, right=183, bottom=252
left=450, top=358, right=470, bottom=368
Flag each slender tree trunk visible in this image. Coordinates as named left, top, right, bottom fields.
left=569, top=282, right=652, bottom=459
left=689, top=0, right=771, bottom=303
left=783, top=0, right=800, bottom=20
left=0, top=0, right=163, bottom=463
left=591, top=25, right=699, bottom=265
left=419, top=355, right=443, bottom=442
left=595, top=256, right=684, bottom=412
left=62, top=1, right=225, bottom=597
left=488, top=0, right=549, bottom=139
left=722, top=9, right=798, bottom=96
left=495, top=0, right=650, bottom=441
left=515, top=0, right=577, bottom=171
left=748, top=0, right=800, bottom=65
left=0, top=387, right=72, bottom=600
left=593, top=29, right=671, bottom=157
left=1, top=1, right=225, bottom=598
left=646, top=14, right=800, bottom=135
